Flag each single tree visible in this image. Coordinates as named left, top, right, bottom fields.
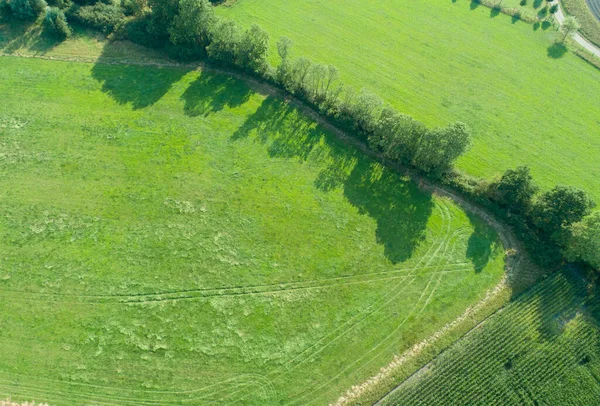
left=489, top=166, right=539, bottom=212
left=532, top=185, right=596, bottom=242
left=206, top=18, right=240, bottom=64
left=560, top=16, right=580, bottom=42
left=276, top=36, right=293, bottom=86
left=9, top=0, right=47, bottom=20
left=44, top=7, right=71, bottom=40
left=412, top=122, right=471, bottom=174
left=236, top=24, right=270, bottom=73
left=566, top=212, right=600, bottom=270
left=169, top=0, right=215, bottom=48
left=147, top=0, right=179, bottom=40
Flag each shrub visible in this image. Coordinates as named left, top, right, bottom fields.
left=532, top=185, right=596, bottom=243
left=235, top=24, right=270, bottom=73
left=44, top=6, right=71, bottom=39
left=121, top=0, right=145, bottom=16
left=9, top=0, right=47, bottom=20
left=488, top=166, right=538, bottom=213
left=566, top=212, right=600, bottom=270
left=67, top=2, right=125, bottom=33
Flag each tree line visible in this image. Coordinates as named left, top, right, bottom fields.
left=2, top=0, right=598, bottom=271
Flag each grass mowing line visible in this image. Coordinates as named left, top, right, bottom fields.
left=0, top=275, right=417, bottom=304
left=0, top=373, right=274, bottom=405
left=0, top=264, right=476, bottom=304
left=296, top=225, right=471, bottom=406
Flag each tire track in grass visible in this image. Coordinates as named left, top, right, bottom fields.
left=223, top=201, right=455, bottom=405
left=0, top=373, right=275, bottom=406
left=0, top=202, right=455, bottom=405
left=293, top=224, right=470, bottom=406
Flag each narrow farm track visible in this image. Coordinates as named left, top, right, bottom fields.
left=0, top=52, right=528, bottom=405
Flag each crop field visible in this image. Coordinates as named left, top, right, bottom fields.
left=0, top=57, right=505, bottom=405
left=220, top=0, right=600, bottom=201
left=379, top=268, right=600, bottom=405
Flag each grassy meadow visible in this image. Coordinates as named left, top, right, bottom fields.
left=219, top=0, right=600, bottom=201
left=380, top=268, right=600, bottom=405
left=0, top=56, right=505, bottom=405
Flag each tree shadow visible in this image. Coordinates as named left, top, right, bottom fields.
left=541, top=20, right=552, bottom=30
left=181, top=72, right=252, bottom=117
left=0, top=16, right=61, bottom=55
left=490, top=7, right=501, bottom=18
left=231, top=95, right=434, bottom=264
left=511, top=13, right=521, bottom=24
left=547, top=42, right=568, bottom=59
left=465, top=212, right=496, bottom=273
left=342, top=163, right=433, bottom=263
left=533, top=0, right=543, bottom=8
left=91, top=44, right=190, bottom=110
left=470, top=0, right=481, bottom=11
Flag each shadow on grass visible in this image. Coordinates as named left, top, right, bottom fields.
left=181, top=72, right=252, bottom=117
left=0, top=13, right=61, bottom=55
left=490, top=7, right=501, bottom=18
left=470, top=0, right=481, bottom=10
left=90, top=42, right=193, bottom=110
left=547, top=42, right=568, bottom=58
left=232, top=96, right=434, bottom=264
left=465, top=212, right=496, bottom=273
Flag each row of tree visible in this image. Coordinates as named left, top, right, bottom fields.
left=483, top=166, right=597, bottom=268
left=3, top=0, right=597, bottom=271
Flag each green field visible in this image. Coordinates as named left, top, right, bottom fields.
left=0, top=57, right=505, bottom=405
left=379, top=268, right=600, bottom=405
left=219, top=0, right=600, bottom=201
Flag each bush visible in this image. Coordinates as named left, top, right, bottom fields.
left=67, top=2, right=125, bottom=33
left=9, top=0, right=47, bottom=20
left=121, top=0, right=145, bottom=16
left=488, top=166, right=538, bottom=213
left=566, top=212, right=600, bottom=270
left=44, top=6, right=71, bottom=39
left=532, top=186, right=596, bottom=244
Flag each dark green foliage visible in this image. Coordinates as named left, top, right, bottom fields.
left=120, top=0, right=145, bottom=16
left=169, top=0, right=215, bottom=48
left=370, top=107, right=427, bottom=164
left=532, top=186, right=596, bottom=243
left=412, top=122, right=471, bottom=174
left=340, top=88, right=383, bottom=136
left=566, top=212, right=600, bottom=270
left=68, top=3, right=125, bottom=33
left=489, top=166, right=539, bottom=213
left=46, top=0, right=70, bottom=8
left=235, top=23, right=270, bottom=73
left=147, top=0, right=178, bottom=40
left=206, top=18, right=240, bottom=64
left=9, top=0, right=47, bottom=20
left=44, top=6, right=71, bottom=39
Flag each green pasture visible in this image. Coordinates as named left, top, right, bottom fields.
left=220, top=0, right=600, bottom=201
left=0, top=57, right=504, bottom=405
left=380, top=268, right=600, bottom=405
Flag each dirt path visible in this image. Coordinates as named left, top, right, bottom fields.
left=0, top=51, right=530, bottom=405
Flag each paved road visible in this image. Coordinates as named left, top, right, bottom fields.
left=554, top=1, right=600, bottom=58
